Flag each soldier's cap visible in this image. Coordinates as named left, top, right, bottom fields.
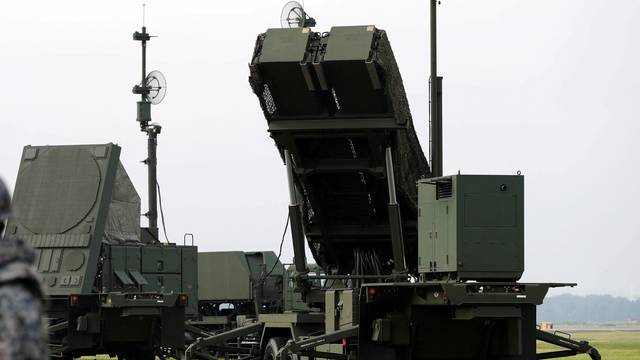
left=0, top=177, right=12, bottom=220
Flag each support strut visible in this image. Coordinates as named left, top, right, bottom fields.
left=536, top=329, right=601, bottom=360
left=385, top=147, right=407, bottom=276
left=284, top=149, right=309, bottom=285
left=278, top=325, right=359, bottom=360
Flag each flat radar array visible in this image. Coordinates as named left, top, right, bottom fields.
left=131, top=13, right=167, bottom=242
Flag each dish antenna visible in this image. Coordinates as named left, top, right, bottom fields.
left=280, top=1, right=316, bottom=28
left=144, top=70, right=167, bottom=105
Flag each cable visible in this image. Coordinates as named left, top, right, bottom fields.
left=156, top=181, right=170, bottom=243
left=263, top=213, right=290, bottom=282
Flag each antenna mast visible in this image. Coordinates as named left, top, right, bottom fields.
left=132, top=5, right=166, bottom=242
left=429, top=0, right=443, bottom=177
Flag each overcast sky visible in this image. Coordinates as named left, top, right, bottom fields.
left=0, top=0, right=638, bottom=299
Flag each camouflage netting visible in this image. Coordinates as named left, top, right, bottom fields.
left=375, top=29, right=431, bottom=214
left=103, top=162, right=141, bottom=244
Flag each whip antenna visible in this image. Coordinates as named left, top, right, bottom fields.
left=131, top=7, right=168, bottom=243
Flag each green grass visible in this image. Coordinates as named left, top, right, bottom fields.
left=538, top=331, right=640, bottom=359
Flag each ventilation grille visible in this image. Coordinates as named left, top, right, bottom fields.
left=436, top=179, right=453, bottom=199
left=262, top=84, right=277, bottom=115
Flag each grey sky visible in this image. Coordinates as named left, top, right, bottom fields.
left=0, top=1, right=638, bottom=298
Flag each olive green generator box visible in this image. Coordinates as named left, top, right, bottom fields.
left=418, top=175, right=524, bottom=281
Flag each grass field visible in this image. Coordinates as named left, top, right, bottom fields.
left=538, top=331, right=640, bottom=359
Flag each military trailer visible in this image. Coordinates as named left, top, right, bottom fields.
left=193, top=251, right=285, bottom=331
left=186, top=253, right=319, bottom=358
left=7, top=144, right=197, bottom=359
left=186, top=3, right=601, bottom=360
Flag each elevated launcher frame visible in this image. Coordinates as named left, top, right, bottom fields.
left=223, top=3, right=601, bottom=359
left=250, top=25, right=429, bottom=283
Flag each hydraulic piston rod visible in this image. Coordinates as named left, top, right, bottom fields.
left=385, top=147, right=398, bottom=205
left=385, top=147, right=407, bottom=275
left=284, top=149, right=308, bottom=276
left=285, top=148, right=297, bottom=206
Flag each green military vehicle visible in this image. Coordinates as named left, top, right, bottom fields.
left=193, top=251, right=285, bottom=332
left=3, top=2, right=605, bottom=359
left=7, top=144, right=197, bottom=359
left=186, top=253, right=318, bottom=358
left=186, top=3, right=601, bottom=360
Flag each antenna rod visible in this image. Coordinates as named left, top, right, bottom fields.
left=141, top=3, right=147, bottom=88
left=141, top=27, right=147, bottom=100
left=147, top=126, right=159, bottom=241
left=429, top=0, right=443, bottom=177
left=133, top=24, right=160, bottom=242
left=430, top=0, right=437, bottom=82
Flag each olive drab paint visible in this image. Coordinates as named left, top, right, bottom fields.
left=8, top=144, right=197, bottom=357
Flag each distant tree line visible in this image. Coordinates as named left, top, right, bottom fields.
left=538, top=294, right=640, bottom=323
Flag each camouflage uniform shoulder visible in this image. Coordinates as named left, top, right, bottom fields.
left=0, top=235, right=44, bottom=299
left=0, top=284, right=48, bottom=359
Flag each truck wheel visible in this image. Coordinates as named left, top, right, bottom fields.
left=263, top=337, right=293, bottom=360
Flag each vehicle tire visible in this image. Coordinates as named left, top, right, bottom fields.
left=262, top=337, right=294, bottom=360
